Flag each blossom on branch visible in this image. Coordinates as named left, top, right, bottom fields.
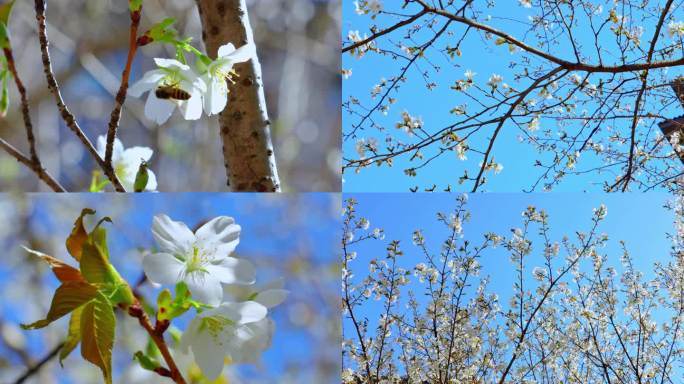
left=96, top=136, right=157, bottom=192
left=143, top=214, right=255, bottom=306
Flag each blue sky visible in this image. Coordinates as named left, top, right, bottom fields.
left=342, top=1, right=684, bottom=192
left=343, top=192, right=677, bottom=372
left=0, top=193, right=340, bottom=383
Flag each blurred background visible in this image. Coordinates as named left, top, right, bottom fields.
left=0, top=0, right=341, bottom=192
left=0, top=193, right=341, bottom=383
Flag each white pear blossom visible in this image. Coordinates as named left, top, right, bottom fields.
left=668, top=21, right=684, bottom=37
left=221, top=279, right=288, bottom=364
left=143, top=214, right=255, bottom=306
left=180, top=301, right=267, bottom=380
left=128, top=58, right=206, bottom=124
left=222, top=278, right=289, bottom=310
left=487, top=74, right=503, bottom=90
left=96, top=135, right=157, bottom=192
left=200, top=43, right=255, bottom=116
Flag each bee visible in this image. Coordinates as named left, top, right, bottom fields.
left=155, top=84, right=191, bottom=101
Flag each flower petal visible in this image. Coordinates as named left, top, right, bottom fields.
left=144, top=93, right=175, bottom=125
left=216, top=301, right=267, bottom=324
left=128, top=70, right=165, bottom=97
left=153, top=58, right=190, bottom=71
left=180, top=92, right=203, bottom=121
left=185, top=272, right=223, bottom=307
left=206, top=258, right=255, bottom=285
left=145, top=169, right=158, bottom=191
left=96, top=136, right=124, bottom=161
left=255, top=289, right=288, bottom=308
left=195, top=216, right=241, bottom=256
left=143, top=252, right=183, bottom=285
left=227, top=43, right=256, bottom=63
left=205, top=79, right=228, bottom=116
left=122, top=146, right=154, bottom=164
left=217, top=43, right=236, bottom=58
left=151, top=214, right=194, bottom=256
left=189, top=323, right=226, bottom=380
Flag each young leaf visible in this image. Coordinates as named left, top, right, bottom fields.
left=156, top=282, right=192, bottom=321
left=66, top=208, right=96, bottom=261
left=59, top=306, right=83, bottom=365
left=80, top=241, right=114, bottom=284
left=105, top=282, right=135, bottom=306
left=133, top=350, right=161, bottom=371
left=129, top=0, right=142, bottom=12
left=22, top=246, right=83, bottom=283
left=88, top=171, right=110, bottom=192
left=21, top=281, right=97, bottom=330
left=0, top=0, right=15, bottom=26
left=80, top=291, right=115, bottom=384
left=0, top=0, right=14, bottom=49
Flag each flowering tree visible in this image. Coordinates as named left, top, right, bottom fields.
left=343, top=0, right=684, bottom=192
left=342, top=194, right=684, bottom=383
left=18, top=209, right=286, bottom=383
left=0, top=0, right=280, bottom=192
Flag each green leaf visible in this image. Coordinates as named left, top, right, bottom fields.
left=80, top=291, right=115, bottom=384
left=105, top=282, right=135, bottom=306
left=156, top=282, right=192, bottom=321
left=80, top=241, right=113, bottom=284
left=129, top=0, right=142, bottom=12
left=495, top=37, right=507, bottom=46
left=133, top=350, right=161, bottom=371
left=59, top=306, right=83, bottom=365
left=21, top=281, right=97, bottom=330
left=147, top=17, right=177, bottom=44
left=0, top=0, right=15, bottom=26
left=66, top=208, right=96, bottom=261
left=88, top=171, right=109, bottom=192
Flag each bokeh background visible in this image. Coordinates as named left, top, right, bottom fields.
left=0, top=0, right=341, bottom=192
left=0, top=193, right=341, bottom=383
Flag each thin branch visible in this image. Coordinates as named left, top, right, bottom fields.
left=619, top=0, right=675, bottom=191
left=471, top=66, right=564, bottom=191
left=127, top=303, right=187, bottom=384
left=12, top=342, right=64, bottom=384
left=34, top=0, right=125, bottom=192
left=3, top=48, right=39, bottom=163
left=0, top=137, right=65, bottom=191
left=105, top=5, right=141, bottom=167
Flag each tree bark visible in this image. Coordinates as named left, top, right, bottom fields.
left=195, top=0, right=281, bottom=192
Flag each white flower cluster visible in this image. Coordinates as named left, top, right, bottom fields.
left=129, top=43, right=255, bottom=124
left=143, top=214, right=287, bottom=380
left=668, top=21, right=684, bottom=37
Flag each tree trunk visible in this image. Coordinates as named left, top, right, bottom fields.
left=195, top=0, right=281, bottom=192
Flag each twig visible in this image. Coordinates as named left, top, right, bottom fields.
left=196, top=0, right=281, bottom=192
left=0, top=137, right=65, bottom=191
left=127, top=303, right=187, bottom=384
left=12, top=342, right=65, bottom=384
left=105, top=5, right=141, bottom=167
left=34, top=0, right=125, bottom=192
left=3, top=48, right=39, bottom=163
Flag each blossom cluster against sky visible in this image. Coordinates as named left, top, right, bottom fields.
left=0, top=193, right=340, bottom=383
left=344, top=192, right=674, bottom=345
left=342, top=1, right=684, bottom=192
